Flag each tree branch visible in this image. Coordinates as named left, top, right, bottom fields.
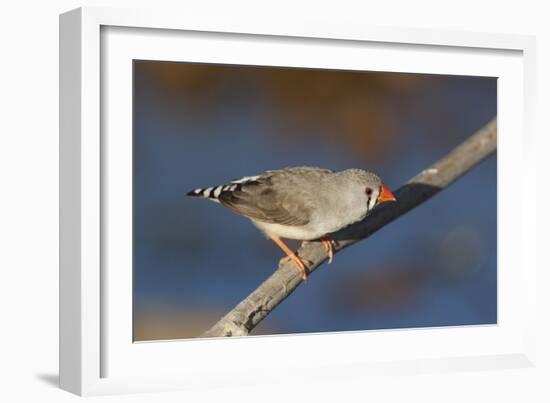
left=201, top=118, right=497, bottom=338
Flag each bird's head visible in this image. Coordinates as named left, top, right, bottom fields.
left=344, top=169, right=397, bottom=212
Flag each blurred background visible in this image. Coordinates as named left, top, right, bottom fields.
left=133, top=61, right=496, bottom=341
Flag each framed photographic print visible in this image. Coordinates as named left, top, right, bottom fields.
left=59, top=6, right=537, bottom=396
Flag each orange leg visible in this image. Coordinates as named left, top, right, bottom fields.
left=270, top=236, right=308, bottom=281
left=321, top=237, right=337, bottom=264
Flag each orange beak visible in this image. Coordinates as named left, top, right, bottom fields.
left=377, top=183, right=396, bottom=204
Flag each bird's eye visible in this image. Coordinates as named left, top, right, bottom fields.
left=365, top=187, right=373, bottom=196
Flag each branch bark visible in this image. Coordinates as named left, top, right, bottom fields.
left=201, top=118, right=497, bottom=338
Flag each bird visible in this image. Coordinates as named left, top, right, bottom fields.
left=187, top=166, right=396, bottom=280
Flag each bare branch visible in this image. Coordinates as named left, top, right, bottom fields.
left=201, top=118, right=497, bottom=338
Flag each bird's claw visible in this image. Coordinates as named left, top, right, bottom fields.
left=321, top=238, right=337, bottom=264
left=279, top=255, right=311, bottom=281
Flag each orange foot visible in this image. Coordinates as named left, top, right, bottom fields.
left=270, top=235, right=309, bottom=281
left=321, top=237, right=337, bottom=264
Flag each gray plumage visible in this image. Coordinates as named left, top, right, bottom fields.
left=187, top=166, right=384, bottom=241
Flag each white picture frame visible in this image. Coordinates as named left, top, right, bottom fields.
left=59, top=6, right=537, bottom=396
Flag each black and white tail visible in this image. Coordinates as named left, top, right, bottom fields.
left=186, top=175, right=260, bottom=202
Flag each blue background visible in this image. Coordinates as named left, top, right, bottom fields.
left=132, top=61, right=496, bottom=339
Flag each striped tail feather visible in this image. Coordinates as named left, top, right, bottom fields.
left=187, top=175, right=261, bottom=202
left=186, top=183, right=239, bottom=202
